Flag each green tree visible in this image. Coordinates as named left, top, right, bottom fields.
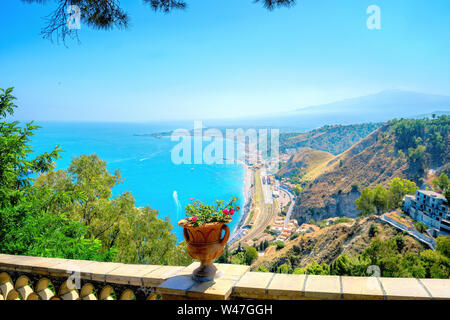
left=244, top=246, right=259, bottom=265
left=408, top=145, right=426, bottom=163
left=363, top=238, right=401, bottom=277
left=331, top=254, right=370, bottom=276
left=331, top=254, right=353, bottom=276
left=304, top=261, right=330, bottom=275
left=0, top=87, right=110, bottom=260
left=433, top=173, right=449, bottom=191
left=388, top=177, right=418, bottom=209
left=257, top=266, right=269, bottom=272
left=0, top=87, right=61, bottom=209
left=230, top=252, right=245, bottom=265
left=436, top=236, right=450, bottom=258
left=433, top=173, right=450, bottom=202
left=276, top=264, right=291, bottom=274
left=1, top=209, right=114, bottom=261
left=293, top=267, right=306, bottom=274
left=356, top=178, right=418, bottom=216
left=0, top=88, right=191, bottom=265
left=419, top=249, right=449, bottom=279
left=372, top=185, right=389, bottom=214
left=398, top=252, right=426, bottom=278
left=271, top=240, right=285, bottom=250
left=35, top=154, right=191, bottom=266
left=355, top=187, right=375, bottom=216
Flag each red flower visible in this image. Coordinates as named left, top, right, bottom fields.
left=222, top=208, right=229, bottom=214
left=230, top=208, right=235, bottom=215
left=192, top=216, right=198, bottom=222
left=236, top=206, right=240, bottom=211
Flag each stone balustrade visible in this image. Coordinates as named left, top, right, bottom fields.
left=1, top=254, right=449, bottom=300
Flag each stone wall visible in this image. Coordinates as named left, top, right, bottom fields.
left=1, top=254, right=449, bottom=300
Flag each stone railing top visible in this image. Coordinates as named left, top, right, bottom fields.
left=1, top=254, right=450, bottom=300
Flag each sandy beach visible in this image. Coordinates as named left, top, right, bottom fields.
left=230, top=161, right=253, bottom=240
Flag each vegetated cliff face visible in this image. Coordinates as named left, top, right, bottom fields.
left=291, top=116, right=450, bottom=224
left=252, top=216, right=425, bottom=272
left=291, top=128, right=407, bottom=224
left=280, top=123, right=382, bottom=155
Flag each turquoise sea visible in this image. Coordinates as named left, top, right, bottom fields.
left=30, top=122, right=245, bottom=242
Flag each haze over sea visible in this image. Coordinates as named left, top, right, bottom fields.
left=30, top=122, right=245, bottom=242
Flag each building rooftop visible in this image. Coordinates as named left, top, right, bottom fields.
left=417, top=190, right=447, bottom=201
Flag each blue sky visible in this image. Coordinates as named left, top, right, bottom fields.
left=1, top=0, right=450, bottom=122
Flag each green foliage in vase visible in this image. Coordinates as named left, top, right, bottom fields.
left=184, top=196, right=240, bottom=227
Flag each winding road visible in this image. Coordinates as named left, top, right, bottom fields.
left=280, top=187, right=295, bottom=227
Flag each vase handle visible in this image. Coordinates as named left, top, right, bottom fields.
left=183, top=228, right=190, bottom=243
left=219, top=225, right=230, bottom=246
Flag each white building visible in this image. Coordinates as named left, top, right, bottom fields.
left=403, top=190, right=449, bottom=237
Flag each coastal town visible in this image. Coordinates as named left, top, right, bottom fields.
left=229, top=147, right=322, bottom=251
left=229, top=143, right=450, bottom=257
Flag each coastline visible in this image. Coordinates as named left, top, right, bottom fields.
left=136, top=131, right=252, bottom=242
left=230, top=160, right=253, bottom=242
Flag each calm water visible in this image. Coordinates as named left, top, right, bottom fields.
left=30, top=122, right=244, bottom=242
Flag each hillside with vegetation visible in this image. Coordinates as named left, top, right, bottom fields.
left=279, top=123, right=382, bottom=155
left=290, top=116, right=450, bottom=224
left=276, top=147, right=334, bottom=184
left=252, top=216, right=450, bottom=278
left=0, top=88, right=192, bottom=266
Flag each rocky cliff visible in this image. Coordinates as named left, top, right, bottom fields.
left=289, top=116, right=449, bottom=224
left=295, top=190, right=361, bottom=224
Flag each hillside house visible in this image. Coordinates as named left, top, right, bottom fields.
left=403, top=190, right=449, bottom=237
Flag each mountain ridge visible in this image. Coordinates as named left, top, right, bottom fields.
left=212, top=90, right=450, bottom=129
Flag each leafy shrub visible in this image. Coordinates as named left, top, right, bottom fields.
left=257, top=266, right=269, bottom=272
left=414, top=221, right=427, bottom=233
left=276, top=264, right=291, bottom=274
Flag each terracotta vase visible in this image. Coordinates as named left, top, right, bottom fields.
left=178, top=218, right=231, bottom=282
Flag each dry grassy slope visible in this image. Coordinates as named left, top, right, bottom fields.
left=252, top=216, right=425, bottom=271
left=277, top=147, right=334, bottom=181
left=291, top=126, right=418, bottom=223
